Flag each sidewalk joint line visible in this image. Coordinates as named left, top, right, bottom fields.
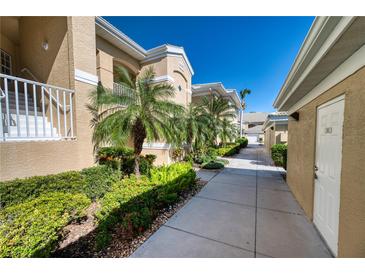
left=163, top=224, right=255, bottom=255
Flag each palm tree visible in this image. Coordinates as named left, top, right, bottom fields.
left=239, top=88, right=251, bottom=110
left=200, top=96, right=236, bottom=146
left=88, top=66, right=184, bottom=177
left=181, top=104, right=209, bottom=153
left=220, top=118, right=238, bottom=145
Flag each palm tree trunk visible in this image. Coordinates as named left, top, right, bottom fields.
left=132, top=118, right=147, bottom=178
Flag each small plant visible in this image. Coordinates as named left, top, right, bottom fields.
left=172, top=147, right=184, bottom=161
left=271, top=144, right=288, bottom=169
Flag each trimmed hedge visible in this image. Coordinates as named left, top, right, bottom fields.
left=0, top=192, right=90, bottom=258
left=202, top=161, right=224, bottom=169
left=271, top=144, right=288, bottom=169
left=95, top=162, right=196, bottom=248
left=0, top=166, right=120, bottom=208
left=236, top=137, right=248, bottom=148
left=217, top=143, right=241, bottom=157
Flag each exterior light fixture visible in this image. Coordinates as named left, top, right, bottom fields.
left=290, top=112, right=300, bottom=121
left=42, top=40, right=49, bottom=51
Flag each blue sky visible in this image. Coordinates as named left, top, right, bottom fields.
left=104, top=16, right=314, bottom=112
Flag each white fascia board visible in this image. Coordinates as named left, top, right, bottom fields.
left=274, top=16, right=355, bottom=110
left=143, top=142, right=171, bottom=149
left=95, top=17, right=147, bottom=60
left=287, top=44, right=365, bottom=114
left=143, top=44, right=194, bottom=76
left=151, top=75, right=175, bottom=84
left=75, top=69, right=99, bottom=86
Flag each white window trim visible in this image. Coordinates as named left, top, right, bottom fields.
left=74, top=69, right=99, bottom=86
left=0, top=49, right=12, bottom=75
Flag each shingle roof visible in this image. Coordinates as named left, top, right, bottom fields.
left=242, top=112, right=269, bottom=123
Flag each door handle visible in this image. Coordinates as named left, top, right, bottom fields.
left=314, top=165, right=318, bottom=179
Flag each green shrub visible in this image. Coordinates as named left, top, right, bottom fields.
left=217, top=143, right=240, bottom=157
left=236, top=137, right=248, bottom=148
left=0, top=166, right=120, bottom=207
left=0, top=192, right=90, bottom=258
left=0, top=171, right=84, bottom=208
left=81, top=166, right=121, bottom=200
left=202, top=161, right=224, bottom=169
left=96, top=162, right=196, bottom=248
left=97, top=146, right=134, bottom=163
left=271, top=144, right=288, bottom=169
left=206, top=147, right=218, bottom=158
left=97, top=146, right=157, bottom=176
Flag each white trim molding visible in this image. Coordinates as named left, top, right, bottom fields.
left=274, top=16, right=358, bottom=111
left=75, top=69, right=99, bottom=86
left=287, top=44, right=365, bottom=114
left=143, top=44, right=194, bottom=76
left=143, top=142, right=171, bottom=150
left=151, top=75, right=175, bottom=84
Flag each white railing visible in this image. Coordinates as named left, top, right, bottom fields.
left=113, top=82, right=131, bottom=96
left=0, top=73, right=75, bottom=142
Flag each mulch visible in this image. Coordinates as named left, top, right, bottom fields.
left=52, top=179, right=207, bottom=258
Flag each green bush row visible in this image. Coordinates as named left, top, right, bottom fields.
left=0, top=192, right=90, bottom=258
left=95, top=162, right=196, bottom=248
left=97, top=146, right=157, bottom=176
left=217, top=143, right=241, bottom=156
left=0, top=166, right=121, bottom=208
left=271, top=144, right=288, bottom=169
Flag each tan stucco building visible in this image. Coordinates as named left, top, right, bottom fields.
left=274, top=16, right=365, bottom=257
left=191, top=82, right=242, bottom=135
left=0, top=16, right=194, bottom=180
left=263, top=112, right=288, bottom=152
left=241, top=112, right=268, bottom=143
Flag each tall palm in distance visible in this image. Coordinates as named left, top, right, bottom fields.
left=88, top=66, right=184, bottom=177
left=239, top=88, right=251, bottom=110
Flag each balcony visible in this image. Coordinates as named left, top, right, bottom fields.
left=0, top=73, right=75, bottom=142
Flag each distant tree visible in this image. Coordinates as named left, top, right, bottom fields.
left=239, top=88, right=251, bottom=110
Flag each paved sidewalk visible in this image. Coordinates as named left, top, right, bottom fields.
left=131, top=145, right=332, bottom=258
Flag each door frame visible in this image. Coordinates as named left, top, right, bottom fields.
left=313, top=94, right=345, bottom=257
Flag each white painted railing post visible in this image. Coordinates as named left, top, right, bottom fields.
left=0, top=73, right=75, bottom=141
left=24, top=82, right=30, bottom=137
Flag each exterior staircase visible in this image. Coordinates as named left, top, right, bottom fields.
left=1, top=91, right=60, bottom=141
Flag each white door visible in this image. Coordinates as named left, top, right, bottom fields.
left=313, top=95, right=345, bottom=256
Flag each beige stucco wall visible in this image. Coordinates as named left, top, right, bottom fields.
left=141, top=148, right=171, bottom=166
left=264, top=127, right=275, bottom=152
left=0, top=16, right=96, bottom=181
left=19, top=17, right=72, bottom=89
left=286, top=66, right=365, bottom=257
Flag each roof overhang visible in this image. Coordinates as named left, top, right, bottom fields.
left=192, top=82, right=242, bottom=109
left=262, top=113, right=288, bottom=130
left=142, top=44, right=194, bottom=76
left=95, top=18, right=194, bottom=76
left=95, top=16, right=147, bottom=61
left=274, top=16, right=365, bottom=114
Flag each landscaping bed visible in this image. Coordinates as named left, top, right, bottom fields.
left=191, top=137, right=248, bottom=170
left=0, top=162, right=198, bottom=258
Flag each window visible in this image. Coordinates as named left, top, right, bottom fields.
left=1, top=49, right=12, bottom=75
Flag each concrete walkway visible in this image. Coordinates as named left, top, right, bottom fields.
left=131, top=145, right=332, bottom=258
